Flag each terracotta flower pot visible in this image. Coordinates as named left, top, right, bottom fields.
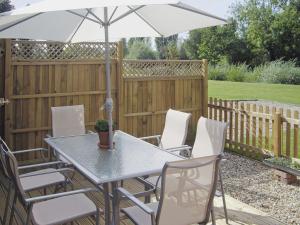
left=98, top=131, right=109, bottom=149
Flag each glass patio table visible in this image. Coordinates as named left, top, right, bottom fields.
left=44, top=130, right=183, bottom=225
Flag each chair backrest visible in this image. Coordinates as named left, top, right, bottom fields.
left=192, top=117, right=228, bottom=158
left=0, top=137, right=10, bottom=178
left=160, top=109, right=191, bottom=149
left=51, top=105, right=85, bottom=137
left=156, top=155, right=220, bottom=225
left=6, top=151, right=27, bottom=203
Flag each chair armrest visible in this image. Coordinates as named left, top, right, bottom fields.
left=140, top=135, right=161, bottom=142
left=25, top=188, right=98, bottom=203
left=19, top=168, right=74, bottom=178
left=12, top=148, right=48, bottom=155
left=87, top=130, right=95, bottom=134
left=139, top=134, right=161, bottom=140
left=167, top=145, right=192, bottom=157
left=166, top=145, right=192, bottom=152
left=117, top=187, right=155, bottom=215
left=18, top=161, right=64, bottom=170
left=220, top=153, right=227, bottom=161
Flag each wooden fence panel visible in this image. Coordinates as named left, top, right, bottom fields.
left=2, top=40, right=208, bottom=158
left=8, top=62, right=119, bottom=154
left=119, top=60, right=206, bottom=142
left=4, top=39, right=120, bottom=156
left=208, top=98, right=300, bottom=159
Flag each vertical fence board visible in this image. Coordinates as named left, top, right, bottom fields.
left=265, top=106, right=270, bottom=151
left=294, top=111, right=299, bottom=158
left=239, top=103, right=245, bottom=151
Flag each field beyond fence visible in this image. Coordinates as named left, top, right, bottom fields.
left=208, top=98, right=300, bottom=159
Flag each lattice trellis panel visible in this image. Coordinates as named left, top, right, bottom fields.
left=11, top=40, right=118, bottom=61
left=123, top=60, right=204, bottom=78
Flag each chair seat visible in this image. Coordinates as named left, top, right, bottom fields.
left=122, top=202, right=158, bottom=225
left=31, top=193, right=97, bottom=225
left=21, top=168, right=66, bottom=192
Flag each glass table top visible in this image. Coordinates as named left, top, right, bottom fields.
left=45, top=131, right=183, bottom=184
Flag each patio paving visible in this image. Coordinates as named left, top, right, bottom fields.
left=0, top=171, right=284, bottom=225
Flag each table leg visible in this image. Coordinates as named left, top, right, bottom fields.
left=111, top=181, right=120, bottom=225
left=103, top=183, right=111, bottom=225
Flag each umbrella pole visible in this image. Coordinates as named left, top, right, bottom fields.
left=104, top=7, right=113, bottom=149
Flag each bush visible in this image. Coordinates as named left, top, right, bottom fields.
left=257, top=60, right=300, bottom=85
left=209, top=64, right=227, bottom=81
left=209, top=62, right=249, bottom=82
left=126, top=40, right=156, bottom=60
left=209, top=59, right=300, bottom=85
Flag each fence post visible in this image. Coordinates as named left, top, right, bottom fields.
left=4, top=39, right=12, bottom=146
left=0, top=39, right=5, bottom=137
left=273, top=112, right=282, bottom=157
left=201, top=59, right=208, bottom=117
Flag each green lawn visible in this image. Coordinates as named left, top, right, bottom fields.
left=208, top=80, right=300, bottom=105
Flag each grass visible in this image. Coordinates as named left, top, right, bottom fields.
left=208, top=80, right=300, bottom=105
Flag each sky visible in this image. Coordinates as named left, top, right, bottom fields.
left=11, top=0, right=238, bottom=18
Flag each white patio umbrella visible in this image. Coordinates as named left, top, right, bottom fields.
left=0, top=0, right=227, bottom=149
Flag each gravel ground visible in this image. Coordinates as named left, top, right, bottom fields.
left=222, top=152, right=300, bottom=225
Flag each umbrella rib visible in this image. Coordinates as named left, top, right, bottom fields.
left=66, top=10, right=103, bottom=26
left=127, top=6, right=163, bottom=37
left=169, top=4, right=227, bottom=23
left=68, top=10, right=89, bottom=43
left=87, top=9, right=104, bottom=25
left=0, top=12, right=43, bottom=32
left=109, top=5, right=145, bottom=25
left=108, top=6, right=118, bottom=24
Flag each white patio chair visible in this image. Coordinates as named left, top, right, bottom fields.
left=117, top=155, right=221, bottom=225
left=0, top=138, right=73, bottom=225
left=140, top=109, right=191, bottom=150
left=5, top=151, right=102, bottom=225
left=148, top=117, right=229, bottom=224
left=51, top=105, right=86, bottom=138
left=132, top=109, right=191, bottom=191
left=50, top=105, right=87, bottom=163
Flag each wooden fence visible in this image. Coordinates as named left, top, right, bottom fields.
left=0, top=39, right=207, bottom=156
left=208, top=98, right=300, bottom=159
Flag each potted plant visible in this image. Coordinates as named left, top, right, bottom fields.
left=95, top=120, right=110, bottom=149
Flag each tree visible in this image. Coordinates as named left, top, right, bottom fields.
left=155, top=35, right=178, bottom=59
left=182, top=30, right=202, bottom=59
left=232, top=0, right=300, bottom=65
left=0, top=0, right=14, bottom=13
left=270, top=0, right=300, bottom=63
left=126, top=39, right=156, bottom=59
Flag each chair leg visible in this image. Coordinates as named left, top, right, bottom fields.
left=143, top=175, right=150, bottom=203
left=3, top=181, right=12, bottom=225
left=211, top=205, right=216, bottom=225
left=8, top=190, right=17, bottom=225
left=25, top=205, right=32, bottom=225
left=95, top=208, right=100, bottom=225
left=219, top=170, right=228, bottom=224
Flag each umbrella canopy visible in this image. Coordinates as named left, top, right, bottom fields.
left=0, top=0, right=227, bottom=149
left=0, top=0, right=227, bottom=42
